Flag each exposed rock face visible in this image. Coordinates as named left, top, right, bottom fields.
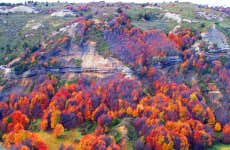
left=202, top=25, right=230, bottom=60
left=1, top=39, right=133, bottom=80
left=0, top=6, right=38, bottom=14
left=51, top=9, right=75, bottom=17
left=81, top=41, right=134, bottom=78
left=25, top=20, right=43, bottom=30
left=164, top=12, right=182, bottom=23
left=197, top=11, right=224, bottom=21
left=203, top=25, right=229, bottom=51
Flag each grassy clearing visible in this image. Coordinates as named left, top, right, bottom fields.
left=161, top=2, right=198, bottom=19
left=37, top=128, right=82, bottom=149
left=126, top=7, right=163, bottom=20
left=126, top=6, right=177, bottom=32
left=180, top=20, right=213, bottom=32
left=208, top=144, right=230, bottom=150
left=131, top=20, right=177, bottom=33
left=216, top=17, right=230, bottom=44
left=0, top=12, right=73, bottom=65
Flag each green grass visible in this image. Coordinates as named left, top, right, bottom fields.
left=180, top=20, right=213, bottom=32
left=80, top=121, right=97, bottom=135
left=161, top=2, right=198, bottom=19
left=159, top=2, right=229, bottom=33
left=131, top=20, right=177, bottom=33
left=37, top=128, right=82, bottom=150
left=74, top=58, right=82, bottom=67
left=84, top=26, right=110, bottom=54
left=31, top=119, right=82, bottom=149
left=29, top=119, right=42, bottom=132
left=126, top=6, right=178, bottom=32
left=208, top=144, right=230, bottom=150
left=126, top=3, right=216, bottom=33
left=109, top=129, right=122, bottom=143
left=216, top=18, right=230, bottom=44
left=126, top=141, right=135, bottom=150
left=126, top=7, right=163, bottom=21
left=0, top=72, right=7, bottom=86
left=0, top=13, right=73, bottom=65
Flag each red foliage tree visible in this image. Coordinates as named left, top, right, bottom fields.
left=6, top=111, right=29, bottom=132
left=222, top=124, right=230, bottom=144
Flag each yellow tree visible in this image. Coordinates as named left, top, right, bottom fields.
left=206, top=107, right=215, bottom=126
left=53, top=124, right=64, bottom=138
left=51, top=110, right=61, bottom=129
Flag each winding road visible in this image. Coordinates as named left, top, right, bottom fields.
left=0, top=66, right=123, bottom=80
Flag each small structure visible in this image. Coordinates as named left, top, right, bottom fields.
left=51, top=9, right=75, bottom=17
left=207, top=83, right=223, bottom=102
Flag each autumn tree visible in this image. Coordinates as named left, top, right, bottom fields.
left=53, top=123, right=64, bottom=138
left=222, top=124, right=230, bottom=144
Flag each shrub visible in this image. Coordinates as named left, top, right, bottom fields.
left=53, top=124, right=65, bottom=138
left=75, top=58, right=82, bottom=67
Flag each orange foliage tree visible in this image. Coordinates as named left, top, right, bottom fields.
left=222, top=124, right=230, bottom=144
left=53, top=123, right=65, bottom=138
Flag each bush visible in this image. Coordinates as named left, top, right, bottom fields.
left=29, top=119, right=41, bottom=132
left=109, top=129, right=122, bottom=143
left=111, top=118, right=121, bottom=127
left=31, top=45, right=39, bottom=53
left=80, top=121, right=97, bottom=135
left=137, top=12, right=158, bottom=21
left=219, top=56, right=227, bottom=66
left=0, top=72, right=7, bottom=86
left=14, top=62, right=29, bottom=75
left=75, top=59, right=82, bottom=67
left=127, top=125, right=138, bottom=140
left=85, top=27, right=109, bottom=54
left=117, top=8, right=123, bottom=13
